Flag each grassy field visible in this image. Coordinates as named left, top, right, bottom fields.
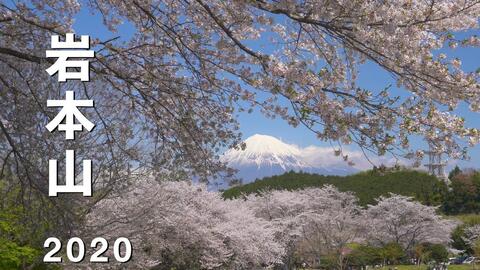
left=376, top=265, right=477, bottom=270
left=448, top=266, right=479, bottom=270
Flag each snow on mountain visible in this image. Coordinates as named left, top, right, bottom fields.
left=221, top=134, right=358, bottom=183
left=221, top=134, right=307, bottom=170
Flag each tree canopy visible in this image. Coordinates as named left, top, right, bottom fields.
left=223, top=169, right=447, bottom=206
left=0, top=1, right=479, bottom=196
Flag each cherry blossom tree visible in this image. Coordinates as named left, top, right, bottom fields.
left=464, top=225, right=480, bottom=244
left=80, top=179, right=284, bottom=269
left=365, top=194, right=457, bottom=254
left=246, top=185, right=366, bottom=269
left=463, top=224, right=480, bottom=256
left=80, top=182, right=460, bottom=269
left=0, top=0, right=479, bottom=239
left=87, top=0, right=479, bottom=161
left=244, top=188, right=312, bottom=268
left=0, top=0, right=479, bottom=183
left=297, top=187, right=366, bottom=270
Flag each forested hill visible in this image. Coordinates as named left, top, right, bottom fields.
left=223, top=170, right=447, bottom=206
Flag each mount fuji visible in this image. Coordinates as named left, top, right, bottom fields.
left=221, top=134, right=358, bottom=183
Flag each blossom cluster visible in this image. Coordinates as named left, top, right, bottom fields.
left=81, top=180, right=456, bottom=269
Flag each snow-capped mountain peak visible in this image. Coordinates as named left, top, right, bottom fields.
left=220, top=134, right=359, bottom=183
left=221, top=134, right=307, bottom=170
left=242, top=134, right=301, bottom=156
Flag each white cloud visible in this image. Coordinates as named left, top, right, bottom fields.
left=300, top=145, right=400, bottom=171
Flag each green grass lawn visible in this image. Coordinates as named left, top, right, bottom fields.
left=448, top=265, right=479, bottom=270
left=377, top=265, right=477, bottom=270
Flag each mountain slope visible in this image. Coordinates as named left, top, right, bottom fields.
left=221, top=134, right=356, bottom=183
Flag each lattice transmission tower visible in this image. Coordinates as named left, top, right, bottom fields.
left=424, top=143, right=450, bottom=184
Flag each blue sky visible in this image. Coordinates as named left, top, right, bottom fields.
left=73, top=5, right=480, bottom=171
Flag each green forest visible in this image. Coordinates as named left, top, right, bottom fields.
left=223, top=166, right=480, bottom=214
